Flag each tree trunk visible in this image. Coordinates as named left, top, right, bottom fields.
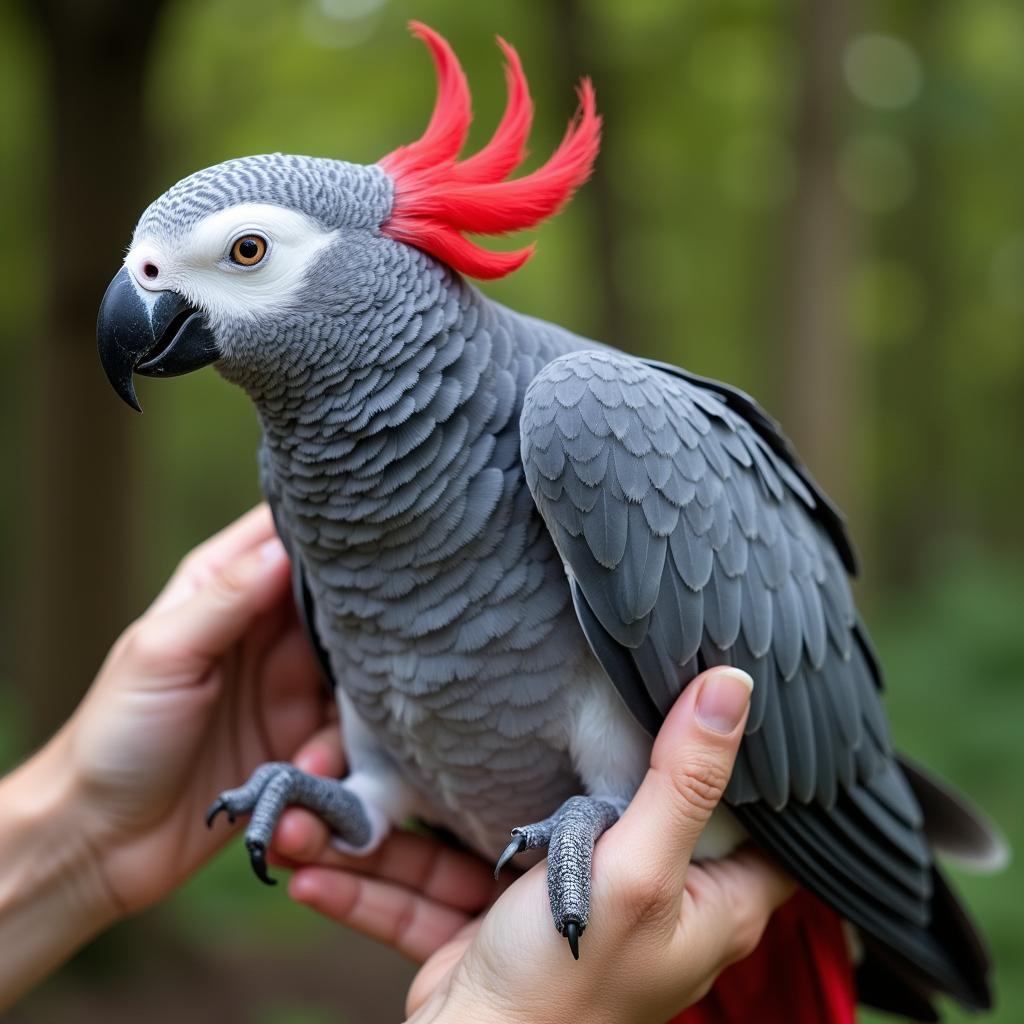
left=874, top=5, right=946, bottom=584
left=18, top=0, right=164, bottom=746
left=778, top=0, right=858, bottom=522
left=548, top=0, right=629, bottom=348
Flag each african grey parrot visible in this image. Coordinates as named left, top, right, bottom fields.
left=96, top=23, right=1002, bottom=1020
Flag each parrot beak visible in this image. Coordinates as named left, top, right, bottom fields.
left=96, top=266, right=220, bottom=412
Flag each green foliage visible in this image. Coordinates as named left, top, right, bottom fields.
left=256, top=1008, right=342, bottom=1024
left=861, top=554, right=1024, bottom=1022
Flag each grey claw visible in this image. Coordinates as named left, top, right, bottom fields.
left=563, top=919, right=581, bottom=960
left=246, top=839, right=276, bottom=886
left=494, top=831, right=527, bottom=879
left=205, top=798, right=226, bottom=828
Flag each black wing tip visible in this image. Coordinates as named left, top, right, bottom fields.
left=900, top=754, right=1011, bottom=874
left=735, top=795, right=994, bottom=1015
left=927, top=866, right=995, bottom=1012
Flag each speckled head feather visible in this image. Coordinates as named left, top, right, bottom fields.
left=132, top=154, right=392, bottom=244
left=378, top=22, right=602, bottom=279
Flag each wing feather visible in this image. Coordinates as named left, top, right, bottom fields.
left=520, top=350, right=991, bottom=1010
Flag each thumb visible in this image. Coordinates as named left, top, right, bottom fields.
left=604, top=667, right=753, bottom=907
left=132, top=537, right=292, bottom=673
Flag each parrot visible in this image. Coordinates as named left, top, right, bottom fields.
left=96, top=23, right=1004, bottom=1022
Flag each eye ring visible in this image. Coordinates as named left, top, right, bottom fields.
left=230, top=234, right=268, bottom=267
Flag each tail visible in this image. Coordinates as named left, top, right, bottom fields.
left=853, top=866, right=993, bottom=1020
left=668, top=890, right=856, bottom=1024
left=899, top=754, right=1009, bottom=873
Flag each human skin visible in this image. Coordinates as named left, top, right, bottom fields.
left=0, top=505, right=331, bottom=1007
left=0, top=505, right=793, bottom=1022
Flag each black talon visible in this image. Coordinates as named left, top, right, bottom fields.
left=205, top=798, right=227, bottom=828
left=205, top=798, right=236, bottom=827
left=246, top=839, right=277, bottom=886
left=494, top=831, right=527, bottom=880
left=564, top=919, right=581, bottom=960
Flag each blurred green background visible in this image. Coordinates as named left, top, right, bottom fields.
left=1, top=0, right=1021, bottom=1020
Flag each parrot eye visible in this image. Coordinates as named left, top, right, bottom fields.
left=230, top=234, right=268, bottom=267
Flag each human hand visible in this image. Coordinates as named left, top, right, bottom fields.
left=42, top=505, right=331, bottom=915
left=0, top=505, right=340, bottom=1007
left=274, top=667, right=796, bottom=1024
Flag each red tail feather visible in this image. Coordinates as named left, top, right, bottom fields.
left=668, top=891, right=857, bottom=1024
left=379, top=23, right=601, bottom=280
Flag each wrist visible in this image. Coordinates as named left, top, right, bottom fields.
left=0, top=730, right=120, bottom=1008
left=406, top=955, right=659, bottom=1024
left=405, top=968, right=579, bottom=1024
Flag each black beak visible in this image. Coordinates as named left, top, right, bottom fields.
left=96, top=266, right=220, bottom=412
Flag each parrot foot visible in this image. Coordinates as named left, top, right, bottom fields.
left=495, top=794, right=622, bottom=959
left=205, top=762, right=372, bottom=885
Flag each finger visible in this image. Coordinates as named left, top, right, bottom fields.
left=289, top=867, right=474, bottom=963
left=603, top=667, right=753, bottom=908
left=675, top=846, right=797, bottom=972
left=132, top=538, right=291, bottom=675
left=271, top=726, right=346, bottom=860
left=273, top=827, right=500, bottom=913
left=150, top=504, right=275, bottom=613
left=272, top=807, right=334, bottom=865
left=292, top=722, right=345, bottom=776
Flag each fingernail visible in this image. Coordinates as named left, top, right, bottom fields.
left=259, top=537, right=287, bottom=566
left=696, top=668, right=753, bottom=734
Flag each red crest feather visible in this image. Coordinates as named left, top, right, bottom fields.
left=378, top=22, right=601, bottom=280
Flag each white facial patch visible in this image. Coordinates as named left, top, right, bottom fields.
left=126, top=203, right=338, bottom=326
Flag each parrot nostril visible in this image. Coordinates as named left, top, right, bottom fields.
left=142, top=261, right=159, bottom=280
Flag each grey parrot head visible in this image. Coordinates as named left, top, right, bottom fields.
left=96, top=154, right=403, bottom=410
left=96, top=22, right=601, bottom=411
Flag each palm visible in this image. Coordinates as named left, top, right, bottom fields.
left=408, top=918, right=484, bottom=1013
left=68, top=513, right=329, bottom=915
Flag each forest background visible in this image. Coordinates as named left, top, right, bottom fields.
left=1, top=1, right=1021, bottom=1020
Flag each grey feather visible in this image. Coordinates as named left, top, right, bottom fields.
left=739, top=559, right=773, bottom=659
left=583, top=485, right=629, bottom=569
left=705, top=558, right=742, bottom=650
left=618, top=505, right=666, bottom=623
left=781, top=667, right=817, bottom=804
left=772, top=577, right=803, bottom=680
left=669, top=521, right=714, bottom=590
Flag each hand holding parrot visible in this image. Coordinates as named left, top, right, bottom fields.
left=278, top=667, right=798, bottom=1024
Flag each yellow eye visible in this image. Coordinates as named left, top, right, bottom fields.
left=230, top=234, right=267, bottom=266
